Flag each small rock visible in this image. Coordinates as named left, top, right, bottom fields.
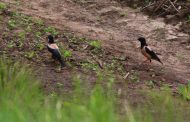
left=186, top=46, right=190, bottom=50
left=166, top=34, right=178, bottom=41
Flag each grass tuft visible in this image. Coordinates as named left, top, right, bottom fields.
left=178, top=81, right=190, bottom=100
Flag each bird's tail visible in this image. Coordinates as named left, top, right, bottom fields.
left=155, top=58, right=163, bottom=65
left=159, top=60, right=163, bottom=65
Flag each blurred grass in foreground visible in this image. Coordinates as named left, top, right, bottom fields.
left=0, top=58, right=190, bottom=122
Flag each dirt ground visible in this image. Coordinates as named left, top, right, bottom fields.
left=1, top=0, right=190, bottom=95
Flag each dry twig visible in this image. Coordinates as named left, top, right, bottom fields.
left=168, top=0, right=179, bottom=13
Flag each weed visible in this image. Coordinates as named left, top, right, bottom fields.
left=96, top=16, right=101, bottom=21
left=24, top=51, right=36, bottom=59
left=36, top=43, right=45, bottom=51
left=57, top=82, right=64, bottom=87
left=59, top=46, right=72, bottom=59
left=155, top=27, right=161, bottom=31
left=16, top=41, right=24, bottom=48
left=43, top=27, right=59, bottom=35
left=89, top=40, right=102, bottom=49
left=107, top=59, right=117, bottom=69
left=7, top=20, right=17, bottom=29
left=178, top=81, right=190, bottom=100
left=129, top=70, right=139, bottom=82
left=18, top=31, right=26, bottom=41
left=187, top=14, right=190, bottom=22
left=81, top=61, right=99, bottom=71
left=106, top=58, right=125, bottom=75
left=20, top=15, right=33, bottom=25
left=10, top=11, right=20, bottom=17
left=26, top=25, right=32, bottom=32
left=68, top=36, right=79, bottom=44
left=35, top=31, right=42, bottom=39
left=7, top=41, right=14, bottom=48
left=145, top=0, right=150, bottom=4
left=79, top=37, right=87, bottom=42
left=0, top=2, right=6, bottom=11
left=2, top=32, right=9, bottom=40
left=63, top=50, right=72, bottom=58
left=33, top=18, right=44, bottom=26
left=160, top=84, right=172, bottom=92
left=146, top=80, right=155, bottom=88
left=50, top=92, right=58, bottom=97
left=175, top=52, right=183, bottom=59
left=89, top=40, right=102, bottom=54
left=120, top=11, right=128, bottom=17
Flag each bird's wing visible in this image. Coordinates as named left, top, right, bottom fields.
left=52, top=49, right=62, bottom=59
left=145, top=46, right=162, bottom=63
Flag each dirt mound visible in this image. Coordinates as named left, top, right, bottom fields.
left=119, top=0, right=190, bottom=35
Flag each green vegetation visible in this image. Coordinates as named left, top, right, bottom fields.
left=175, top=52, right=183, bottom=59
left=129, top=71, right=139, bottom=82
left=18, top=31, right=26, bottom=41
left=7, top=41, right=15, bottom=49
left=8, top=20, right=17, bottom=29
left=188, top=14, right=190, bottom=20
left=144, top=0, right=150, bottom=4
left=89, top=40, right=102, bottom=54
left=0, top=58, right=190, bottom=122
left=33, top=18, right=44, bottom=26
left=43, top=27, right=59, bottom=36
left=146, top=80, right=157, bottom=88
left=81, top=61, right=99, bottom=71
left=63, top=50, right=72, bottom=58
left=0, top=58, right=117, bottom=122
left=59, top=46, right=73, bottom=59
left=178, top=81, right=190, bottom=100
left=36, top=43, right=45, bottom=51
left=106, top=57, right=125, bottom=75
left=1, top=8, right=53, bottom=61
left=120, top=11, right=128, bottom=17
left=0, top=58, right=43, bottom=122
left=89, top=40, right=102, bottom=49
left=129, top=89, right=190, bottom=122
left=24, top=51, right=36, bottom=59
left=0, top=2, right=6, bottom=11
left=35, top=31, right=42, bottom=39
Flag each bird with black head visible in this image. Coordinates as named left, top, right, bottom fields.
left=47, top=35, right=65, bottom=68
left=138, top=37, right=163, bottom=64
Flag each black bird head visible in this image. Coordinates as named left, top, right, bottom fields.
left=48, top=35, right=54, bottom=44
left=138, top=37, right=147, bottom=48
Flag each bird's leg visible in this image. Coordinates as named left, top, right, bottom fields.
left=139, top=58, right=149, bottom=65
left=143, top=59, right=149, bottom=63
